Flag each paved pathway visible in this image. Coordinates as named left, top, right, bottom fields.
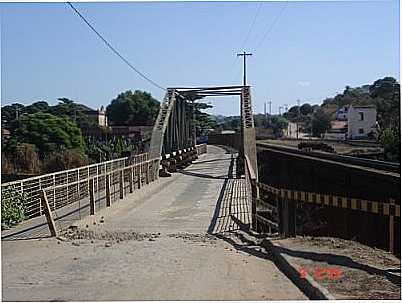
left=2, top=145, right=307, bottom=301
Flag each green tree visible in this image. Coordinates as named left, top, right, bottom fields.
left=106, top=90, right=160, bottom=126
left=380, top=128, right=400, bottom=162
left=300, top=103, right=313, bottom=116
left=11, top=112, right=85, bottom=157
left=369, top=77, right=400, bottom=131
left=310, top=109, right=331, bottom=137
left=269, top=115, right=288, bottom=138
left=49, top=98, right=96, bottom=129
left=1, top=103, right=25, bottom=128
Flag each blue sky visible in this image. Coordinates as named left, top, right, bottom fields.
left=1, top=1, right=400, bottom=116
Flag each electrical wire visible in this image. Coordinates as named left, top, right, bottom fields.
left=254, top=0, right=289, bottom=51
left=240, top=2, right=263, bottom=52
left=66, top=2, right=166, bottom=91
left=228, top=2, right=264, bottom=84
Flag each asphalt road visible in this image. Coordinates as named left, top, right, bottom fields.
left=2, top=145, right=307, bottom=301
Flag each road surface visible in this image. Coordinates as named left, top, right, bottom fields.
left=2, top=145, right=307, bottom=301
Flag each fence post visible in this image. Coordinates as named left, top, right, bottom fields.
left=389, top=198, right=395, bottom=254
left=145, top=162, right=150, bottom=185
left=89, top=178, right=95, bottom=215
left=106, top=174, right=111, bottom=207
left=129, top=167, right=134, bottom=193
left=138, top=164, right=142, bottom=189
left=289, top=197, right=297, bottom=237
left=281, top=193, right=290, bottom=237
left=251, top=180, right=257, bottom=230
left=40, top=190, right=58, bottom=237
left=119, top=170, right=124, bottom=199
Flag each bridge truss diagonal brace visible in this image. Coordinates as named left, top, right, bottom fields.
left=149, top=89, right=177, bottom=160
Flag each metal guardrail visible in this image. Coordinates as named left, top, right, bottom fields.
left=196, top=143, right=207, bottom=155
left=1, top=144, right=208, bottom=223
left=244, top=155, right=257, bottom=230
left=256, top=142, right=400, bottom=174
left=257, top=181, right=400, bottom=253
left=1, top=153, right=150, bottom=219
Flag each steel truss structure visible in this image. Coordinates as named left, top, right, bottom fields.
left=149, top=85, right=258, bottom=182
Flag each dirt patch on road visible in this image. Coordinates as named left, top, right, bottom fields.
left=167, top=233, right=217, bottom=244
left=61, top=228, right=160, bottom=243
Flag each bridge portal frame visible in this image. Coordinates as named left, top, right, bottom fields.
left=149, top=85, right=259, bottom=228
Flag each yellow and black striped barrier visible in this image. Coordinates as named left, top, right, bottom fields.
left=258, top=182, right=400, bottom=218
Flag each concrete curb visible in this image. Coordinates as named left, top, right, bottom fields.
left=261, top=238, right=336, bottom=300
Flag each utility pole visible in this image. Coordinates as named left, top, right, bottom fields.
left=279, top=106, right=283, bottom=116
left=237, top=51, right=252, bottom=86
left=296, top=99, right=300, bottom=140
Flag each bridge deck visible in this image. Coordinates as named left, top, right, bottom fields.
left=1, top=146, right=306, bottom=301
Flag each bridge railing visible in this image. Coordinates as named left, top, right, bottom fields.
left=1, top=153, right=152, bottom=220
left=196, top=143, right=207, bottom=155
left=244, top=154, right=257, bottom=230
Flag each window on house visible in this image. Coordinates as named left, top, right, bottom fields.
left=359, top=112, right=364, bottom=121
left=358, top=128, right=364, bottom=134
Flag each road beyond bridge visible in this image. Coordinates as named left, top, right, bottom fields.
left=1, top=146, right=307, bottom=301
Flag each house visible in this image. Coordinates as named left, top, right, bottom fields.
left=324, top=104, right=377, bottom=140
left=335, top=106, right=349, bottom=120
left=324, top=121, right=348, bottom=140
left=84, top=106, right=108, bottom=127
left=347, top=105, right=377, bottom=139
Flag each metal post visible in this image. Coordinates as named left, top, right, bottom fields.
left=251, top=180, right=257, bottom=230
left=119, top=170, right=124, bottom=199
left=137, top=165, right=142, bottom=189
left=40, top=189, right=58, bottom=237
left=106, top=174, right=111, bottom=207
left=389, top=198, right=395, bottom=253
left=145, top=162, right=150, bottom=185
left=89, top=179, right=95, bottom=215
left=129, top=167, right=134, bottom=193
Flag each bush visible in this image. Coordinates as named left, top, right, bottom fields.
left=1, top=187, right=26, bottom=228
left=43, top=149, right=88, bottom=173
left=298, top=142, right=335, bottom=153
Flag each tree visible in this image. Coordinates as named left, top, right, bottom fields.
left=369, top=77, right=400, bottom=131
left=106, top=90, right=160, bottom=126
left=49, top=98, right=96, bottom=129
left=191, top=102, right=217, bottom=136
left=11, top=112, right=85, bottom=157
left=300, top=103, right=313, bottom=116
left=1, top=103, right=25, bottom=127
left=380, top=128, right=400, bottom=162
left=43, top=149, right=87, bottom=173
left=269, top=115, right=288, bottom=138
left=25, top=101, right=49, bottom=114
left=310, top=109, right=331, bottom=137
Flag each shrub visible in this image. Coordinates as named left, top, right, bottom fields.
left=1, top=187, right=26, bottom=228
left=298, top=142, right=335, bottom=153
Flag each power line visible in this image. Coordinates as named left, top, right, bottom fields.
left=254, top=0, right=289, bottom=50
left=240, top=2, right=263, bottom=51
left=228, top=2, right=264, bottom=83
left=66, top=2, right=166, bottom=91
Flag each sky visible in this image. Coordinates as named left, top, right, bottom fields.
left=1, top=0, right=400, bottom=116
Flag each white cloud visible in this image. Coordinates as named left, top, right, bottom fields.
left=297, top=81, right=311, bottom=87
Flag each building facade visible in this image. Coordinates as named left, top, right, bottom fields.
left=347, top=105, right=377, bottom=139
left=324, top=104, right=377, bottom=140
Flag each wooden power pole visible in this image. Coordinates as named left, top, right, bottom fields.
left=237, top=51, right=252, bottom=86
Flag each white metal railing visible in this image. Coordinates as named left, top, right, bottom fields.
left=1, top=153, right=150, bottom=219
left=2, top=144, right=208, bottom=222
